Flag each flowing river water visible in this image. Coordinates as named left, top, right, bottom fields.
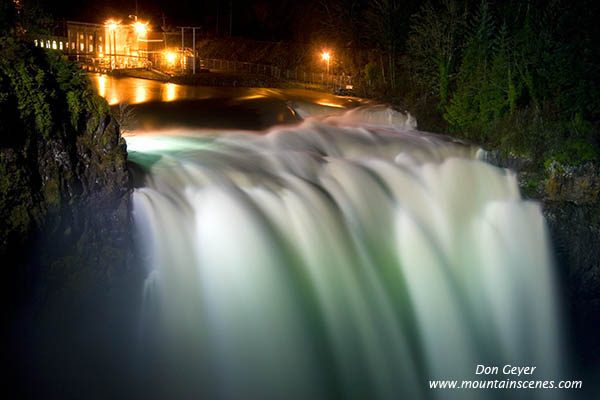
left=91, top=74, right=565, bottom=399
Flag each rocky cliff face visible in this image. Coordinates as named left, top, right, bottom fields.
left=542, top=163, right=600, bottom=367
left=1, top=111, right=131, bottom=261
left=1, top=112, right=137, bottom=398
left=1, top=39, right=137, bottom=397
left=0, top=37, right=132, bottom=273
left=2, top=107, right=133, bottom=319
left=486, top=151, right=600, bottom=365
left=1, top=53, right=133, bottom=305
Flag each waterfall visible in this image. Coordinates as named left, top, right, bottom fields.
left=129, top=107, right=562, bottom=399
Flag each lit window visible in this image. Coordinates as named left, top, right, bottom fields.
left=99, top=36, right=102, bottom=42
left=52, top=41, right=57, bottom=49
left=80, top=34, right=84, bottom=39
left=98, top=45, right=103, bottom=53
left=71, top=42, right=75, bottom=50
left=34, top=39, right=38, bottom=46
left=80, top=43, right=84, bottom=51
left=89, top=44, right=93, bottom=52
left=89, top=35, right=93, bottom=41
left=46, top=40, right=50, bottom=48
left=59, top=42, right=63, bottom=50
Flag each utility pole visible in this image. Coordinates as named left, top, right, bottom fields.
left=179, top=26, right=202, bottom=74
left=162, top=13, right=167, bottom=50
left=113, top=29, right=116, bottom=69
left=192, top=27, right=196, bottom=74
left=181, top=27, right=184, bottom=73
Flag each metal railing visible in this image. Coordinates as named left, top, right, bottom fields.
left=202, top=58, right=352, bottom=88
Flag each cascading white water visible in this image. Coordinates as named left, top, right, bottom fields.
left=129, top=106, right=563, bottom=399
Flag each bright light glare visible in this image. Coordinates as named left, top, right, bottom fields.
left=133, top=21, right=149, bottom=36
left=125, top=134, right=213, bottom=152
left=316, top=100, right=344, bottom=108
left=321, top=51, right=330, bottom=61
left=134, top=85, right=148, bottom=104
left=125, top=136, right=172, bottom=152
left=105, top=19, right=120, bottom=30
left=165, top=50, right=177, bottom=66
left=164, top=83, right=177, bottom=102
left=97, top=75, right=106, bottom=97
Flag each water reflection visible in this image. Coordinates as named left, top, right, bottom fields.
left=89, top=73, right=360, bottom=109
left=97, top=75, right=106, bottom=97
left=88, top=73, right=365, bottom=130
left=235, top=94, right=265, bottom=101
left=163, top=83, right=177, bottom=102
left=95, top=74, right=121, bottom=105
left=134, top=85, right=148, bottom=104
left=316, top=100, right=345, bottom=108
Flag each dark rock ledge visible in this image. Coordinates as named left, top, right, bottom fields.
left=486, top=151, right=600, bottom=365
left=1, top=39, right=138, bottom=397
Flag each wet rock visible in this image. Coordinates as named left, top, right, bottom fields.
left=1, top=109, right=132, bottom=275
left=545, top=161, right=600, bottom=205
left=486, top=150, right=600, bottom=364
left=1, top=39, right=140, bottom=398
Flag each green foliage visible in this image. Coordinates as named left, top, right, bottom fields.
left=365, top=0, right=404, bottom=88
left=553, top=139, right=598, bottom=165
left=0, top=1, right=17, bottom=36
left=0, top=37, right=54, bottom=139
left=403, top=0, right=600, bottom=163
left=406, top=0, right=467, bottom=105
left=483, top=105, right=599, bottom=165
left=444, top=1, right=497, bottom=136
left=0, top=0, right=52, bottom=36
left=0, top=37, right=108, bottom=144
left=364, top=61, right=381, bottom=87
left=18, top=0, right=54, bottom=35
left=438, top=62, right=449, bottom=108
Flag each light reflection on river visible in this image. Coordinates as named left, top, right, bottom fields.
left=90, top=73, right=363, bottom=131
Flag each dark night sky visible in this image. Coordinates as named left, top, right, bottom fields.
left=42, top=0, right=321, bottom=41
left=48, top=0, right=207, bottom=24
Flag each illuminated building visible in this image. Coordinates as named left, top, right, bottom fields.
left=29, top=18, right=160, bottom=70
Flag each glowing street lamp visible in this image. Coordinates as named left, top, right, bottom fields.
left=133, top=21, right=149, bottom=37
left=321, top=51, right=331, bottom=75
left=164, top=50, right=177, bottom=67
left=132, top=20, right=150, bottom=64
left=105, top=19, right=120, bottom=31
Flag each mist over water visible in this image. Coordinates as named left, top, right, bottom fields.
left=125, top=94, right=564, bottom=399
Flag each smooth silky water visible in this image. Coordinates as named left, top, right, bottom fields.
left=94, top=75, right=565, bottom=399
